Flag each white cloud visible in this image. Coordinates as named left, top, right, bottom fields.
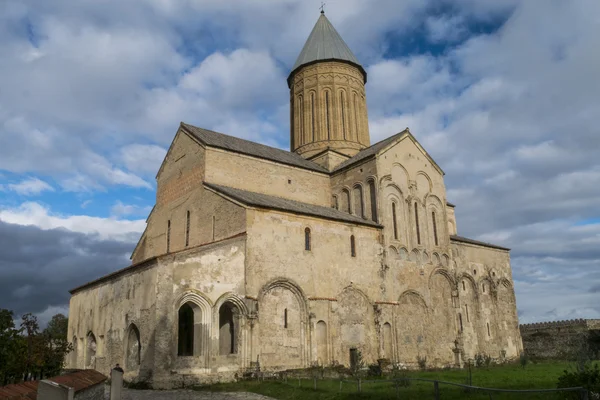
left=2, top=177, right=54, bottom=195
left=110, top=200, right=152, bottom=218
left=0, top=202, right=144, bottom=242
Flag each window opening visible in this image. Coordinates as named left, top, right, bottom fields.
left=350, top=235, right=356, bottom=257
left=311, top=92, right=316, bottom=141
left=284, top=308, right=288, bottom=328
left=487, top=322, right=491, bottom=337
left=414, top=203, right=421, bottom=245
left=392, top=202, right=398, bottom=240
left=178, top=303, right=194, bottom=356
left=185, top=211, right=190, bottom=247
left=167, top=220, right=171, bottom=253
left=465, top=304, right=470, bottom=322
left=325, top=91, right=331, bottom=140
left=368, top=180, right=377, bottom=222
left=462, top=281, right=466, bottom=291
left=340, top=92, right=346, bottom=139
left=459, top=313, right=463, bottom=333
left=305, top=228, right=311, bottom=251
left=432, top=211, right=439, bottom=246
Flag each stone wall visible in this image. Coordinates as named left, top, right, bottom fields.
left=520, top=319, right=600, bottom=360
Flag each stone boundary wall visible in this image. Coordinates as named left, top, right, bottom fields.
left=519, top=319, right=600, bottom=360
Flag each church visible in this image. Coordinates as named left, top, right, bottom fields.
left=66, top=12, right=523, bottom=387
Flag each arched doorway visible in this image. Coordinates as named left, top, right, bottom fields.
left=219, top=301, right=238, bottom=355
left=125, top=324, right=141, bottom=370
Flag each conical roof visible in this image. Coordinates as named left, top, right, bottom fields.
left=288, top=12, right=366, bottom=85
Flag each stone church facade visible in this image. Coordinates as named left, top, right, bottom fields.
left=67, top=12, right=522, bottom=387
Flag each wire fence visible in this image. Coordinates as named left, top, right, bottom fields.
left=254, top=373, right=590, bottom=399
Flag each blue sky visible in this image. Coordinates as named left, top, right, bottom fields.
left=0, top=0, right=599, bottom=326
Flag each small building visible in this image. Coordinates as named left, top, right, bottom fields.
left=0, top=370, right=106, bottom=400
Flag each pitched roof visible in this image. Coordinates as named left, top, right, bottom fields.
left=332, top=129, right=408, bottom=173
left=289, top=12, right=366, bottom=84
left=180, top=123, right=328, bottom=174
left=0, top=370, right=107, bottom=400
left=204, top=182, right=382, bottom=228
left=450, top=235, right=510, bottom=251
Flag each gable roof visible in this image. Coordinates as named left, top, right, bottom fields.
left=331, top=129, right=445, bottom=175
left=289, top=12, right=366, bottom=85
left=0, top=370, right=106, bottom=400
left=180, top=123, right=328, bottom=174
left=204, top=182, right=382, bottom=228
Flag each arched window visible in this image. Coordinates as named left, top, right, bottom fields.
left=354, top=93, right=359, bottom=137
left=432, top=211, right=438, bottom=246
left=298, top=94, right=304, bottom=145
left=342, top=189, right=351, bottom=213
left=284, top=308, right=288, bottom=328
left=465, top=304, right=470, bottom=322
left=85, top=332, right=97, bottom=369
left=340, top=91, right=347, bottom=139
left=311, top=92, right=316, bottom=141
left=125, top=324, right=141, bottom=370
left=332, top=195, right=339, bottom=210
left=462, top=281, right=466, bottom=291
left=368, top=180, right=377, bottom=222
left=487, top=322, right=491, bottom=337
left=305, top=227, right=311, bottom=251
left=350, top=235, right=356, bottom=257
left=353, top=185, right=364, bottom=218
left=185, top=211, right=190, bottom=247
left=178, top=303, right=194, bottom=356
left=392, top=202, right=398, bottom=240
left=219, top=302, right=237, bottom=355
left=325, top=90, right=331, bottom=140
left=166, top=220, right=171, bottom=253
left=483, top=284, right=486, bottom=293
left=414, top=203, right=421, bottom=245
left=458, top=313, right=463, bottom=333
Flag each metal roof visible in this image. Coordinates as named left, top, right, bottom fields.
left=204, top=182, right=382, bottom=228
left=181, top=123, right=328, bottom=174
left=450, top=235, right=510, bottom=251
left=289, top=12, right=365, bottom=82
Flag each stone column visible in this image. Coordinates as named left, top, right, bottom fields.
left=110, top=368, right=124, bottom=400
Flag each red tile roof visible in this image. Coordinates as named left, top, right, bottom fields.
left=0, top=369, right=107, bottom=399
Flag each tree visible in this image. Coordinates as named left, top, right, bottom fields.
left=42, top=314, right=72, bottom=377
left=0, top=309, right=26, bottom=385
left=44, top=314, right=68, bottom=341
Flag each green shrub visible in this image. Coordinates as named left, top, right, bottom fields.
left=557, top=362, right=599, bottom=399
left=367, top=363, right=382, bottom=377
left=519, top=352, right=529, bottom=369
left=416, top=355, right=427, bottom=370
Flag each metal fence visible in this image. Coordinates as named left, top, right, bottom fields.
left=256, top=373, right=590, bottom=399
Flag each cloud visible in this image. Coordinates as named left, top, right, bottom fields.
left=110, top=200, right=152, bottom=218
left=0, top=202, right=144, bottom=242
left=1, top=177, right=54, bottom=195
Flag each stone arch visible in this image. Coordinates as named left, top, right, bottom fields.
left=337, top=286, right=377, bottom=365
left=441, top=254, right=450, bottom=267
left=382, top=322, right=393, bottom=359
left=322, top=88, right=333, bottom=140
left=428, top=271, right=456, bottom=364
left=398, top=247, right=409, bottom=261
left=391, top=163, right=409, bottom=195
left=397, top=290, right=428, bottom=365
left=432, top=252, right=441, bottom=266
left=388, top=245, right=399, bottom=260
left=338, top=89, right=348, bottom=140
left=214, top=292, right=248, bottom=356
left=352, top=183, right=365, bottom=218
left=258, top=278, right=309, bottom=368
left=340, top=188, right=351, bottom=214
left=308, top=90, right=317, bottom=142
left=422, top=250, right=430, bottom=264
left=175, top=291, right=212, bottom=357
left=316, top=320, right=328, bottom=365
left=125, top=323, right=141, bottom=370
left=458, top=273, right=480, bottom=358
left=416, top=171, right=432, bottom=199
left=85, top=331, right=97, bottom=369
left=496, top=279, right=519, bottom=357
left=426, top=195, right=444, bottom=247
left=410, top=248, right=420, bottom=263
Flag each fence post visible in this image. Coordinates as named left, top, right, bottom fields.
left=339, top=379, right=342, bottom=392
left=313, top=377, right=317, bottom=390
left=298, top=378, right=301, bottom=387
left=581, top=388, right=589, bottom=400
left=433, top=380, right=440, bottom=400
left=358, top=378, right=362, bottom=393
left=395, top=380, right=400, bottom=399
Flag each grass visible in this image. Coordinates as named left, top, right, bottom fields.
left=193, top=360, right=597, bottom=399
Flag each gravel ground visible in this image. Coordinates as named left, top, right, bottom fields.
left=104, top=387, right=276, bottom=400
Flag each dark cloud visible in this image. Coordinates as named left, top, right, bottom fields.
left=0, top=220, right=132, bottom=319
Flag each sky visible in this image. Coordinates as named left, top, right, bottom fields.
left=0, top=0, right=599, bottom=327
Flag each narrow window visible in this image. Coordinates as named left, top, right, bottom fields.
left=311, top=92, right=316, bottom=141
left=343, top=189, right=351, bottom=213
left=350, top=235, right=356, bottom=257
left=368, top=180, right=377, bottom=222
left=353, top=185, right=364, bottom=218
left=487, top=322, right=491, bottom=337
left=483, top=284, right=486, bottom=293
left=167, top=220, right=171, bottom=253
left=465, top=304, right=470, bottom=322
left=414, top=203, right=421, bottom=245
left=325, top=91, right=331, bottom=140
left=340, top=91, right=346, bottom=139
left=333, top=196, right=339, bottom=210
left=354, top=93, right=359, bottom=137
left=462, top=281, right=466, bottom=291
left=284, top=308, right=288, bottom=328
left=432, top=211, right=439, bottom=246
left=392, top=202, right=398, bottom=240
left=459, top=313, right=463, bottom=333
left=305, top=228, right=311, bottom=251
left=298, top=95, right=304, bottom=144
left=185, top=211, right=190, bottom=247
left=212, top=216, right=215, bottom=241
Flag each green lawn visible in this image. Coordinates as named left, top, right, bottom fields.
left=195, top=361, right=594, bottom=399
